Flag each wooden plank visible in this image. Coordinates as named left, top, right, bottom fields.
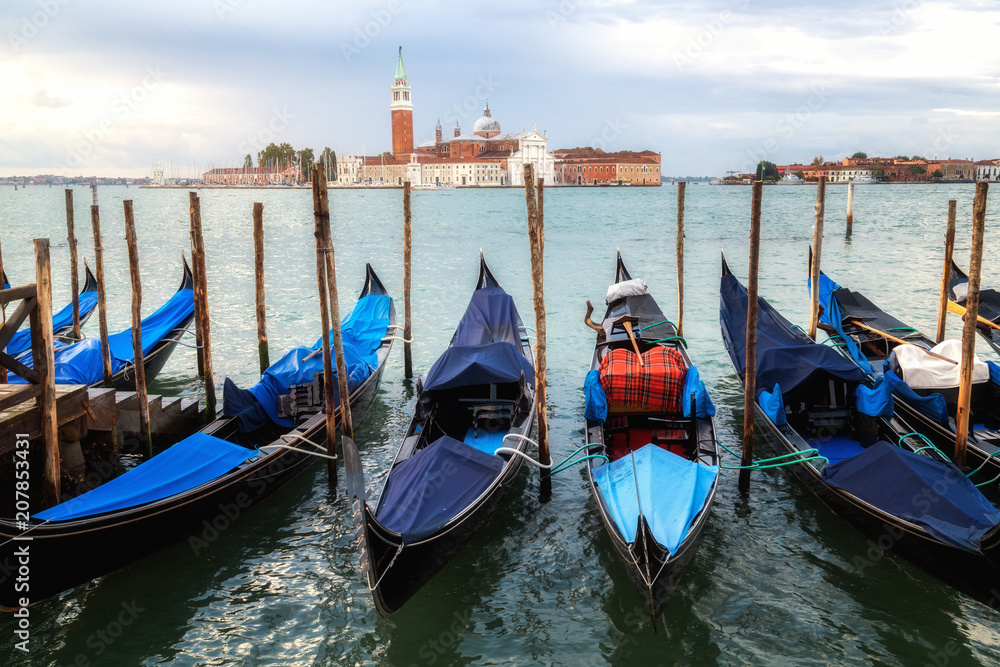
left=34, top=238, right=60, bottom=506
left=0, top=284, right=37, bottom=305
left=0, top=384, right=90, bottom=453
left=0, top=295, right=36, bottom=351
left=0, top=384, right=41, bottom=413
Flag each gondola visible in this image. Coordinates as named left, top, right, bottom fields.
left=3, top=263, right=100, bottom=358
left=345, top=253, right=535, bottom=617
left=948, top=260, right=1000, bottom=356
left=811, top=264, right=1000, bottom=482
left=721, top=254, right=1000, bottom=603
left=0, top=263, right=395, bottom=608
left=582, top=251, right=720, bottom=620
left=9, top=257, right=195, bottom=390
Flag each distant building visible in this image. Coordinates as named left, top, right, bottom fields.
left=553, top=149, right=661, bottom=186
left=976, top=159, right=1000, bottom=182
left=202, top=166, right=299, bottom=185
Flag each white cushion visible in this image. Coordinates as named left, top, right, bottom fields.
left=893, top=339, right=988, bottom=389
left=606, top=279, right=648, bottom=304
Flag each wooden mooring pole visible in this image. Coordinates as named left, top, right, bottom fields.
left=523, top=164, right=551, bottom=491
left=189, top=193, right=215, bottom=419
left=90, top=187, right=113, bottom=386
left=676, top=181, right=686, bottom=337
left=808, top=176, right=827, bottom=340
left=64, top=188, right=81, bottom=340
left=740, top=181, right=764, bottom=495
left=955, top=184, right=989, bottom=468
left=403, top=181, right=413, bottom=379
left=846, top=181, right=855, bottom=238
left=311, top=164, right=345, bottom=487
left=252, top=202, right=269, bottom=375
left=936, top=200, right=958, bottom=343
left=123, top=200, right=152, bottom=456
left=34, top=238, right=60, bottom=507
left=0, top=226, right=7, bottom=383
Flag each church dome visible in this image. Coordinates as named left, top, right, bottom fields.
left=473, top=103, right=501, bottom=137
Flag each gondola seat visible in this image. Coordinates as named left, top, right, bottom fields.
left=599, top=347, right=686, bottom=415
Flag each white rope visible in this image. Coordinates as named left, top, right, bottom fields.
left=493, top=434, right=552, bottom=468
left=382, top=335, right=413, bottom=343
left=386, top=324, right=405, bottom=331
left=259, top=433, right=338, bottom=461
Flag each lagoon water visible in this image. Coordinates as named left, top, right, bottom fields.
left=2, top=182, right=1000, bottom=665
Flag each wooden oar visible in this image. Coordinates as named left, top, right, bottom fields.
left=947, top=300, right=1000, bottom=333
left=622, top=320, right=643, bottom=366
left=849, top=319, right=958, bottom=365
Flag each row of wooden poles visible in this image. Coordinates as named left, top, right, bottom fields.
left=740, top=177, right=991, bottom=493
left=0, top=187, right=234, bottom=506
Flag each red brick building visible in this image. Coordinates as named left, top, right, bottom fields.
left=553, top=149, right=661, bottom=186
left=390, top=48, right=414, bottom=157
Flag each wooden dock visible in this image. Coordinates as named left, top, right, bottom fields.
left=0, top=384, right=90, bottom=455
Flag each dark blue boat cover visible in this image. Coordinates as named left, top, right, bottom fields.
left=452, top=287, right=522, bottom=346
left=823, top=441, right=1000, bottom=552
left=593, top=443, right=718, bottom=552
left=375, top=435, right=504, bottom=542
left=883, top=369, right=949, bottom=426
left=681, top=365, right=716, bottom=418
left=721, top=272, right=865, bottom=399
left=758, top=383, right=786, bottom=425
left=10, top=288, right=194, bottom=385
left=423, top=342, right=534, bottom=392
left=34, top=433, right=256, bottom=521
left=809, top=273, right=873, bottom=374
left=6, top=289, right=99, bottom=357
left=223, top=294, right=390, bottom=431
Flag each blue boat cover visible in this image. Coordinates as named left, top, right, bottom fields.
left=988, top=360, right=1000, bottom=386
left=34, top=433, right=256, bottom=521
left=452, top=287, right=523, bottom=346
left=883, top=369, right=949, bottom=426
left=809, top=434, right=865, bottom=465
left=854, top=375, right=894, bottom=418
left=584, top=368, right=608, bottom=422
left=758, top=383, right=786, bottom=425
left=463, top=426, right=507, bottom=456
left=10, top=288, right=194, bottom=385
left=593, top=443, right=718, bottom=552
left=823, top=441, right=1000, bottom=552
left=6, top=289, right=99, bottom=358
left=809, top=273, right=873, bottom=374
left=375, top=435, right=504, bottom=542
left=423, top=342, right=534, bottom=392
left=721, top=271, right=865, bottom=400
left=223, top=294, right=391, bottom=431
left=681, top=365, right=716, bottom=418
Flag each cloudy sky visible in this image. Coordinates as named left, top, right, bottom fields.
left=2, top=0, right=998, bottom=177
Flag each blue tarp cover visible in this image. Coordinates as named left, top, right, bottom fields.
left=809, top=273, right=873, bottom=374
left=823, top=441, right=1000, bottom=552
left=223, top=294, right=390, bottom=431
left=34, top=433, right=256, bottom=521
left=452, top=287, right=522, bottom=346
left=722, top=272, right=866, bottom=400
left=681, top=365, right=716, bottom=418
left=10, top=288, right=194, bottom=385
left=584, top=368, right=608, bottom=422
left=376, top=435, right=504, bottom=542
left=593, top=443, right=718, bottom=552
left=423, top=342, right=534, bottom=392
left=883, top=369, right=949, bottom=426
left=6, top=289, right=99, bottom=357
left=854, top=376, right=894, bottom=418
left=759, top=383, right=786, bottom=425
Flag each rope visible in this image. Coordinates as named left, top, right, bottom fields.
left=897, top=432, right=949, bottom=461
left=368, top=543, right=404, bottom=591
left=722, top=455, right=829, bottom=470
left=258, top=433, right=338, bottom=461
left=965, top=448, right=1000, bottom=479
left=644, top=336, right=688, bottom=348
left=382, top=335, right=413, bottom=343
left=638, top=319, right=674, bottom=332
left=541, top=444, right=609, bottom=478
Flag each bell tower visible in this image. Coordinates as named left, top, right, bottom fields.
left=390, top=47, right=413, bottom=157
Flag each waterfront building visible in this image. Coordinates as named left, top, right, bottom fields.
left=553, top=149, right=662, bottom=186
left=202, top=165, right=299, bottom=185
left=975, top=159, right=1000, bottom=182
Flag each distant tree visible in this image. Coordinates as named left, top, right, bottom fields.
left=811, top=155, right=824, bottom=166
left=297, top=148, right=315, bottom=182
left=872, top=165, right=886, bottom=180
left=243, top=154, right=253, bottom=169
left=909, top=165, right=927, bottom=175
left=794, top=171, right=806, bottom=181
left=257, top=142, right=297, bottom=170
left=757, top=160, right=780, bottom=182
left=851, top=151, right=868, bottom=159
left=933, top=169, right=944, bottom=178
left=379, top=151, right=393, bottom=159
left=894, top=155, right=910, bottom=161
left=319, top=147, right=337, bottom=180
left=912, top=155, right=926, bottom=161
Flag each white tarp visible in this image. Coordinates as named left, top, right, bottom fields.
left=606, top=278, right=648, bottom=304
left=893, top=339, right=989, bottom=389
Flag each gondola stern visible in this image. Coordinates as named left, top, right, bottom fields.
left=82, top=259, right=99, bottom=294
left=362, top=262, right=389, bottom=298
left=477, top=252, right=501, bottom=290
left=180, top=253, right=195, bottom=291
left=721, top=250, right=732, bottom=277
left=614, top=250, right=632, bottom=283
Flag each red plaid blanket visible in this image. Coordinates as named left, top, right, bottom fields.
left=599, top=347, right=686, bottom=414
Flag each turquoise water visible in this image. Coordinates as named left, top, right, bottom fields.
left=2, top=183, right=1000, bottom=665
